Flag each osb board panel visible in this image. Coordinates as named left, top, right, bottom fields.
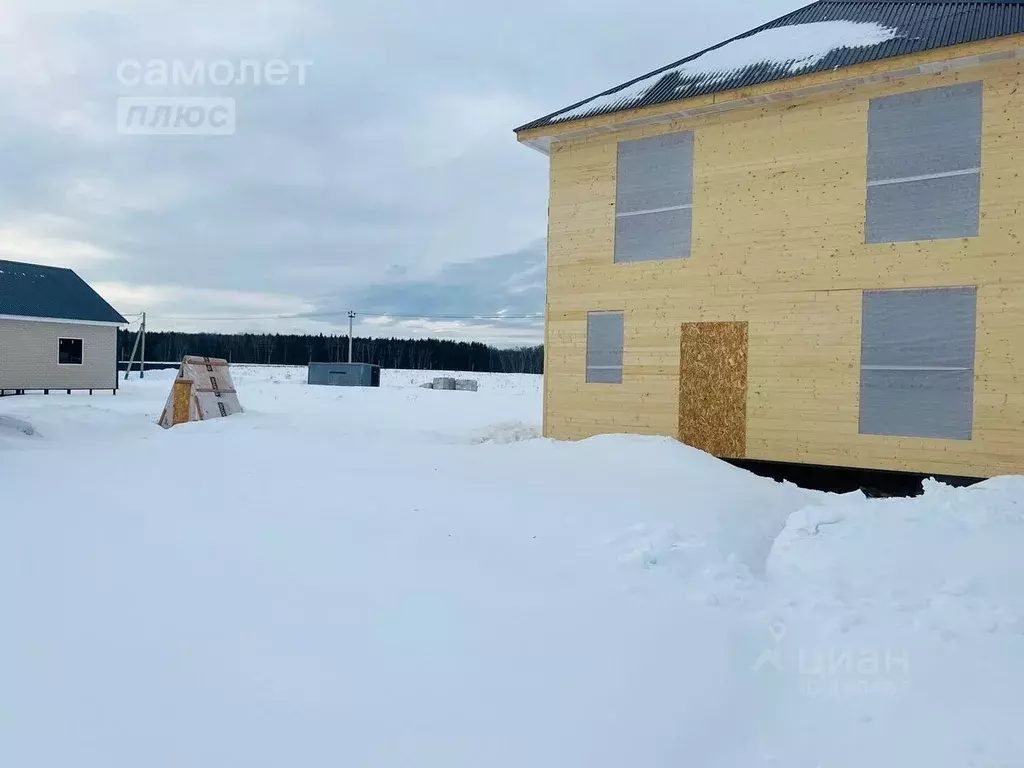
left=679, top=322, right=748, bottom=458
left=172, top=379, right=192, bottom=425
left=542, top=56, right=1024, bottom=478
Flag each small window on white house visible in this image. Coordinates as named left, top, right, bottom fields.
left=58, top=338, right=83, bottom=365
left=866, top=82, right=982, bottom=243
left=859, top=287, right=976, bottom=440
left=586, top=311, right=624, bottom=383
left=615, top=132, right=694, bottom=263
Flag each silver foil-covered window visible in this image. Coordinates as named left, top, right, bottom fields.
left=615, top=132, right=693, bottom=262
left=859, top=287, right=977, bottom=439
left=586, top=311, right=624, bottom=383
left=866, top=82, right=982, bottom=244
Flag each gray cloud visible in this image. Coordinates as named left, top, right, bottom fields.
left=0, top=0, right=796, bottom=344
left=338, top=238, right=545, bottom=316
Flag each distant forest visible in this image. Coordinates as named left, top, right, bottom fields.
left=117, top=331, right=544, bottom=374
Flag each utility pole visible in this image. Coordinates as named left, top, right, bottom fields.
left=347, top=310, right=355, bottom=363
left=124, top=313, right=144, bottom=381
left=140, top=312, right=147, bottom=379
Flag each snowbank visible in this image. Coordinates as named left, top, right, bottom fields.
left=0, top=414, right=35, bottom=438
left=2, top=366, right=1022, bottom=767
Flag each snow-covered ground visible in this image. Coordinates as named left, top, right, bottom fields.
left=2, top=366, right=1022, bottom=767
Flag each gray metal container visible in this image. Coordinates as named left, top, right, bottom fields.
left=308, top=362, right=381, bottom=387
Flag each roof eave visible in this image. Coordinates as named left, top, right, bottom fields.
left=516, top=135, right=553, bottom=155
left=0, top=313, right=128, bottom=327
left=515, top=36, right=1024, bottom=154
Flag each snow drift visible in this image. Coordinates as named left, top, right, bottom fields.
left=2, top=366, right=1022, bottom=767
left=0, top=414, right=35, bottom=438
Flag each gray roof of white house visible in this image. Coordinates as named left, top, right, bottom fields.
left=0, top=260, right=127, bottom=324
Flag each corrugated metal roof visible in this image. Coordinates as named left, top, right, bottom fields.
left=0, top=260, right=127, bottom=324
left=517, top=1, right=1024, bottom=132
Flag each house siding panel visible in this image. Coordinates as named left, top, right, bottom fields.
left=0, top=319, right=118, bottom=390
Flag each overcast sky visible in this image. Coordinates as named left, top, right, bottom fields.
left=0, top=0, right=795, bottom=344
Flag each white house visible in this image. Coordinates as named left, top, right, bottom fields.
left=0, top=259, right=127, bottom=396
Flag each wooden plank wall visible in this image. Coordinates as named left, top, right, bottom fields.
left=543, top=45, right=1024, bottom=478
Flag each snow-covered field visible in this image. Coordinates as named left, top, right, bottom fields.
left=3, top=366, right=1023, bottom=767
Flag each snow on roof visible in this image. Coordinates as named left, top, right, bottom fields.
left=552, top=20, right=900, bottom=123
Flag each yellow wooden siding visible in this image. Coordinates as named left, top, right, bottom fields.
left=542, top=50, right=1024, bottom=478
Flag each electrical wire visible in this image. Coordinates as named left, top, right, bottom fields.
left=138, top=309, right=544, bottom=322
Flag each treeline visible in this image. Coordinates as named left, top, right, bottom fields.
left=117, top=331, right=544, bottom=374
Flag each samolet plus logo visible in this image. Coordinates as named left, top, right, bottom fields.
left=115, top=58, right=312, bottom=136
left=117, top=97, right=236, bottom=135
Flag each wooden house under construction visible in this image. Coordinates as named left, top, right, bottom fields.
left=515, top=0, right=1024, bottom=478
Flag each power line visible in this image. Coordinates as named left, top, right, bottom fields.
left=355, top=310, right=543, bottom=321
left=139, top=309, right=544, bottom=322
